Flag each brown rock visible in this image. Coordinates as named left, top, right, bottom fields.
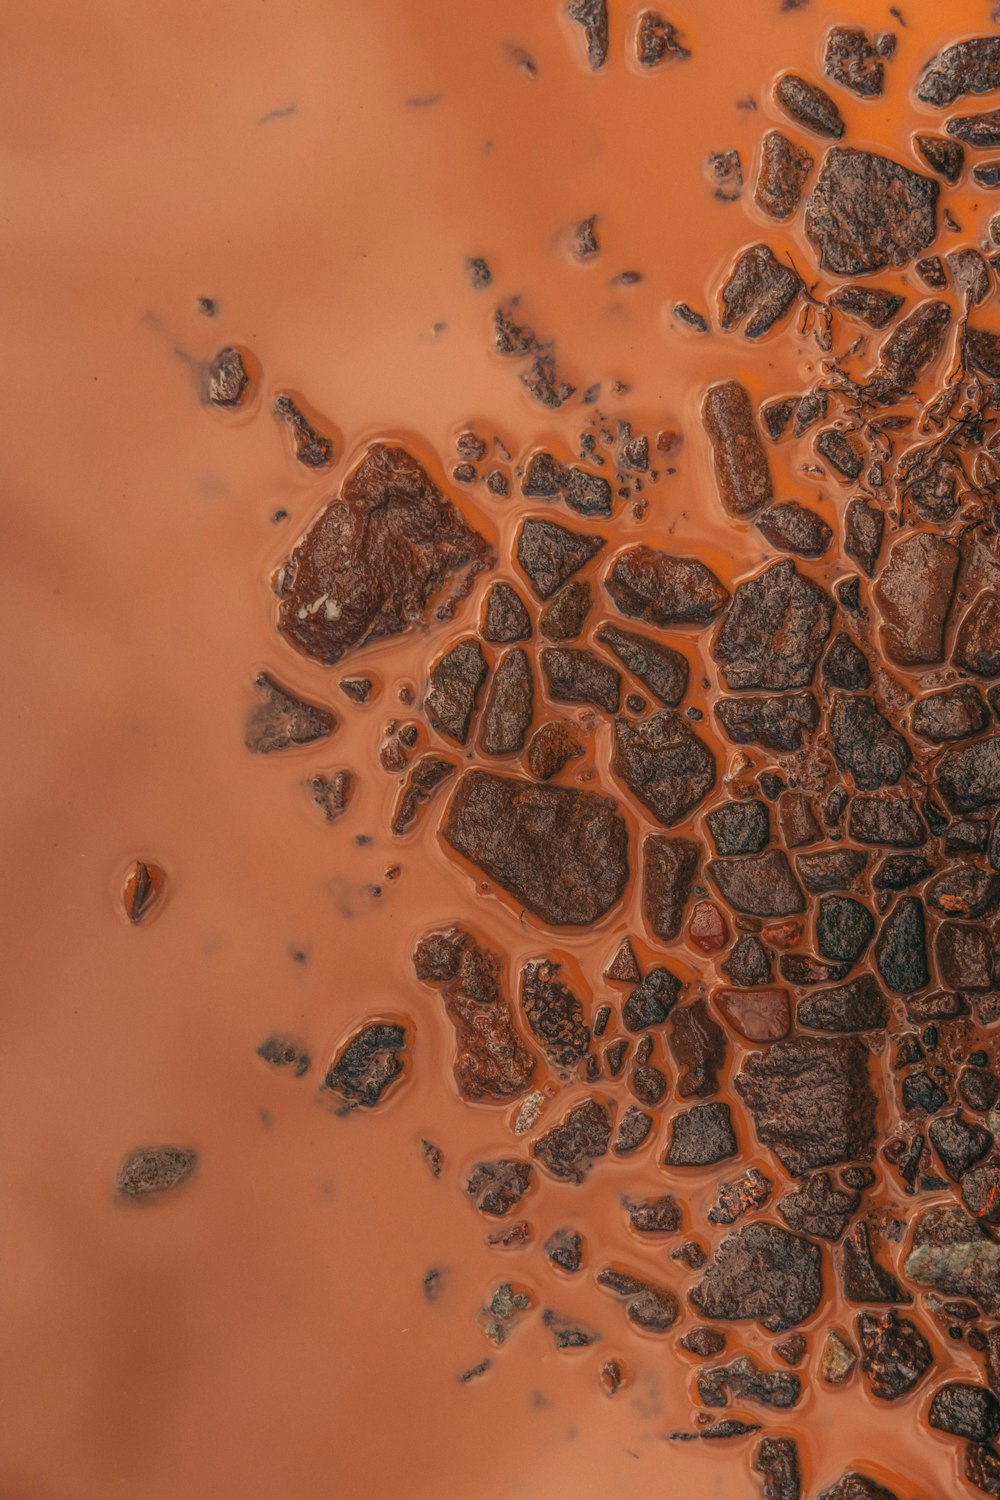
left=736, top=1036, right=877, bottom=1175
left=714, top=560, right=834, bottom=690
left=516, top=517, right=604, bottom=600
left=604, top=545, right=729, bottom=625
left=702, top=379, right=774, bottom=518
left=540, top=646, right=620, bottom=713
left=755, top=131, right=814, bottom=220
left=719, top=244, right=803, bottom=339
left=480, top=648, right=533, bottom=755
left=595, top=622, right=689, bottom=707
left=804, top=148, right=938, bottom=276
left=643, top=834, right=701, bottom=941
left=708, top=850, right=805, bottom=918
left=245, top=673, right=335, bottom=754
left=612, top=711, right=716, bottom=826
left=875, top=532, right=959, bottom=666
left=714, top=987, right=790, bottom=1042
left=955, top=594, right=1000, bottom=677
left=774, top=73, right=845, bottom=138
left=426, top=638, right=488, bottom=743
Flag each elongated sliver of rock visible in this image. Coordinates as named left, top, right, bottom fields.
left=702, top=380, right=774, bottom=517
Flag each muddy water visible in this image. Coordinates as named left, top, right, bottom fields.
left=1, top=0, right=997, bottom=1496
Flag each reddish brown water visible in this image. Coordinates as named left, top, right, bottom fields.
left=2, top=1, right=997, bottom=1496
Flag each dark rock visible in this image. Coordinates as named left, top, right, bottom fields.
left=905, top=1204, right=1000, bottom=1316
left=612, top=711, right=716, bottom=826
left=755, top=131, right=814, bottom=220
left=534, top=1098, right=612, bottom=1182
left=780, top=954, right=851, bottom=987
left=564, top=467, right=612, bottom=518
left=902, top=1070, right=949, bottom=1114
left=680, top=1326, right=727, bottom=1357
left=931, top=1383, right=1000, bottom=1442
left=257, top=1035, right=311, bottom=1076
left=914, top=132, right=965, bottom=183
left=719, top=244, right=803, bottom=339
left=622, top=967, right=682, bottom=1031
left=539, top=580, right=590, bottom=642
left=778, top=1171, right=859, bottom=1240
left=962, top=1165, right=1000, bottom=1225
left=443, top=770, right=628, bottom=926
left=824, top=633, right=871, bottom=691
left=816, top=428, right=863, bottom=481
left=914, top=685, right=988, bottom=743
left=604, top=544, right=729, bottom=625
left=698, top=1353, right=800, bottom=1409
left=844, top=497, right=885, bottom=577
left=778, top=792, right=822, bottom=848
left=413, top=927, right=536, bottom=1101
left=630, top=1063, right=668, bottom=1106
left=936, top=920, right=994, bottom=989
left=516, top=517, right=604, bottom=600
left=596, top=622, right=688, bottom=707
left=205, top=346, right=249, bottom=406
left=541, top=1309, right=600, bottom=1349
left=426, top=639, right=488, bottom=744
left=690, top=1222, right=822, bottom=1332
left=702, top=380, right=774, bottom=517
left=567, top=0, right=608, bottom=70
left=708, top=850, right=805, bottom=918
left=757, top=501, right=832, bottom=558
left=916, top=254, right=947, bottom=289
left=871, top=300, right=952, bottom=396
left=972, top=162, right=1000, bottom=188
left=875, top=532, right=959, bottom=666
left=848, top=793, right=926, bottom=846
left=275, top=444, right=491, bottom=664
left=817, top=1476, right=898, bottom=1500
left=960, top=1068, right=1000, bottom=1113
left=339, top=676, right=372, bottom=704
left=797, top=849, right=868, bottom=893
left=614, top=1105, right=653, bottom=1154
left=966, top=1443, right=1000, bottom=1498
left=824, top=25, right=891, bottom=97
left=927, top=865, right=1000, bottom=919
left=737, top=1036, right=876, bottom=1175
left=829, top=285, right=904, bottom=328
left=522, top=451, right=568, bottom=497
left=949, top=248, right=991, bottom=304
left=635, top=11, right=690, bottom=67
left=775, top=72, right=844, bottom=138
left=955, top=594, right=1000, bottom=677
left=323, top=1022, right=406, bottom=1109
left=273, top=394, right=334, bottom=467
left=707, top=1166, right=772, bottom=1225
left=663, top=1102, right=737, bottom=1166
left=753, top=1436, right=802, bottom=1500
left=540, top=646, right=620, bottom=713
left=520, top=960, right=589, bottom=1068
left=643, top=834, right=701, bottom=940
left=857, top=1310, right=933, bottom=1400
left=116, top=1146, right=196, bottom=1199
left=929, top=1112, right=993, bottom=1181
left=544, top=1226, right=584, bottom=1272
left=669, top=999, right=726, bottom=1097
left=841, top=1220, right=909, bottom=1303
left=526, top=720, right=584, bottom=780
left=946, top=820, right=990, bottom=855
left=916, top=37, right=1000, bottom=107
left=467, top=1158, right=533, bottom=1216
left=714, top=560, right=834, bottom=690
left=605, top=937, right=641, bottom=984
left=625, top=1194, right=682, bottom=1233
left=804, top=148, right=938, bottom=276
left=483, top=582, right=531, bottom=643
left=480, top=648, right=533, bottom=755
left=830, top=694, right=910, bottom=790
left=968, top=327, right=1000, bottom=379
left=798, top=974, right=886, bottom=1033
left=595, top=1267, right=679, bottom=1332
left=309, top=768, right=354, bottom=823
left=715, top=692, right=819, bottom=753
left=245, top=673, right=335, bottom=754
left=707, top=800, right=770, bottom=856
left=875, top=897, right=929, bottom=993
left=938, top=737, right=1000, bottom=813
left=706, top=149, right=744, bottom=202
left=722, top=934, right=773, bottom=987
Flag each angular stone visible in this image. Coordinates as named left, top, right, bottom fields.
left=798, top=974, right=887, bottom=1033
left=936, top=921, right=994, bottom=989
left=612, top=711, right=715, bottom=826
left=875, top=897, right=929, bottom=993
left=929, top=1112, right=994, bottom=1181
left=955, top=594, right=1000, bottom=677
left=778, top=792, right=822, bottom=848
left=116, top=1146, right=197, bottom=1199
left=775, top=73, right=845, bottom=138
left=595, top=622, right=689, bottom=706
left=916, top=37, right=1000, bottom=106
left=930, top=1383, right=1000, bottom=1442
left=755, top=131, right=814, bottom=220
left=715, top=692, right=819, bottom=753
left=664, top=1102, right=737, bottom=1166
left=698, top=1353, right=800, bottom=1409
left=708, top=850, right=805, bottom=918
left=752, top=1437, right=802, bottom=1500
left=466, top=1158, right=533, bottom=1216
left=913, top=684, right=988, bottom=743
left=875, top=532, right=959, bottom=666
left=643, top=834, right=701, bottom=941
left=736, top=1036, right=877, bottom=1175
left=844, top=497, right=885, bottom=577
left=824, top=25, right=892, bottom=97
left=938, top=737, right=1000, bottom=813
left=714, top=560, right=834, bottom=690
left=823, top=634, right=871, bottom=691
left=480, top=648, right=533, bottom=754
left=830, top=695, right=910, bottom=790
left=245, top=673, right=335, bottom=754
left=539, top=579, right=590, bottom=641
left=841, top=1220, right=909, bottom=1303
left=804, top=148, right=938, bottom=276
left=702, top=380, right=774, bottom=518
left=796, top=850, right=868, bottom=893
left=690, top=1223, right=823, bottom=1332
left=856, top=1310, right=933, bottom=1400
left=520, top=959, right=589, bottom=1069
left=871, top=300, right=952, bottom=396
left=540, top=646, right=620, bottom=713
left=829, top=285, right=904, bottom=328
left=848, top=793, right=926, bottom=846
left=426, top=638, right=488, bottom=743
left=722, top=933, right=774, bottom=986
left=914, top=132, right=965, bottom=183
left=516, top=518, right=604, bottom=600
left=669, top=999, right=726, bottom=1098
left=614, top=1105, right=653, bottom=1154
left=719, top=244, right=803, bottom=339
left=817, top=896, right=875, bottom=962
left=818, top=1476, right=898, bottom=1500
left=533, top=1098, right=612, bottom=1182
left=604, top=545, right=729, bottom=625
left=482, top=582, right=531, bottom=643
left=905, top=1204, right=1000, bottom=1316
left=778, top=1171, right=859, bottom=1240
left=622, top=967, right=682, bottom=1032
left=708, top=1166, right=772, bottom=1225
left=525, top=720, right=584, bottom=781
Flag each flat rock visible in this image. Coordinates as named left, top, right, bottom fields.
left=755, top=131, right=814, bottom=220
left=875, top=532, right=958, bottom=666
left=643, top=834, right=701, bottom=940
left=913, top=684, right=988, bottom=743
left=856, top=1310, right=933, bottom=1401
left=926, top=864, right=1000, bottom=920
left=930, top=1383, right=1000, bottom=1443
left=829, top=285, right=903, bottom=328
left=323, top=1021, right=407, bottom=1109
left=824, top=634, right=871, bottom=691
left=914, top=132, right=965, bottom=183
left=480, top=647, right=533, bottom=754
left=664, top=1102, right=737, bottom=1166
left=482, top=582, right=531, bottom=643
left=905, top=1204, right=1000, bottom=1316
left=596, top=622, right=689, bottom=706
left=736, top=1035, right=877, bottom=1175
left=818, top=1476, right=898, bottom=1500
left=875, top=896, right=929, bottom=993
left=757, top=500, right=832, bottom=558
left=539, top=579, right=591, bottom=641
left=520, top=959, right=589, bottom=1069
left=955, top=594, right=1000, bottom=677
left=526, top=720, right=584, bottom=781
left=775, top=73, right=844, bottom=138
left=245, top=673, right=335, bottom=754
left=778, top=1171, right=859, bottom=1240
left=604, top=545, right=729, bottom=625
left=719, top=244, right=803, bottom=339
left=708, top=850, right=805, bottom=917
left=702, top=380, right=774, bottom=518
left=796, top=849, right=868, bottom=893
left=540, top=646, right=620, bottom=713
left=707, top=800, right=770, bottom=856
left=443, top=770, right=628, bottom=926
left=816, top=896, right=874, bottom=962
left=715, top=692, right=819, bottom=752
left=841, top=1220, right=909, bottom=1304
left=714, top=560, right=834, bottom=690
left=612, top=710, right=716, bottom=826
left=698, top=1353, right=800, bottom=1409
left=916, top=37, right=1000, bottom=106
left=721, top=933, right=773, bottom=986
left=466, top=1158, right=533, bottom=1216
left=928, top=1111, right=993, bottom=1180
left=847, top=793, right=926, bottom=846
left=533, top=1098, right=612, bottom=1183
left=516, top=518, right=604, bottom=600
left=824, top=25, right=892, bottom=97
left=937, top=736, right=1000, bottom=813
left=844, top=497, right=885, bottom=577
left=829, top=694, right=910, bottom=789
left=753, top=1437, right=802, bottom=1500
left=798, top=974, right=887, bottom=1033
left=804, top=148, right=938, bottom=276
left=689, top=1222, right=822, bottom=1332
left=116, top=1146, right=197, bottom=1199
left=669, top=998, right=726, bottom=1097
left=714, top=987, right=790, bottom=1042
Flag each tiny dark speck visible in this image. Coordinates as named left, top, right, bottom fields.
left=406, top=94, right=441, bottom=108
left=459, top=1358, right=491, bottom=1383
left=198, top=297, right=217, bottom=317
left=289, top=947, right=309, bottom=965
left=424, top=1268, right=443, bottom=1301
left=259, top=1108, right=272, bottom=1129
left=256, top=104, right=297, bottom=125
left=355, top=834, right=373, bottom=846
left=271, top=508, right=289, bottom=524
left=368, top=884, right=382, bottom=898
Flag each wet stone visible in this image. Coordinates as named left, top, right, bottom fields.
left=848, top=793, right=926, bottom=847
left=778, top=1171, right=859, bottom=1240
left=913, top=685, right=988, bottom=743
left=595, top=1267, right=679, bottom=1333
left=702, top=380, right=774, bottom=518
left=914, top=132, right=966, bottom=183
left=689, top=1222, right=822, bottom=1332
left=276, top=444, right=491, bottom=665
left=520, top=960, right=589, bottom=1069
left=323, top=1022, right=406, bottom=1110
left=245, top=673, right=335, bottom=754
left=480, top=648, right=533, bottom=755
left=624, top=1194, right=682, bottom=1234
left=875, top=897, right=929, bottom=994
left=816, top=428, right=862, bottom=481
left=829, top=285, right=904, bottom=328
left=955, top=594, right=1000, bottom=678
left=643, top=834, right=701, bottom=941
left=715, top=693, right=819, bottom=753
left=205, top=346, right=249, bottom=406
left=699, top=1354, right=799, bottom=1411
left=817, top=897, right=875, bottom=965
left=273, top=394, right=334, bottom=467
left=841, top=1220, right=909, bottom=1304
left=539, top=579, right=590, bottom=642
left=905, top=1204, right=1000, bottom=1316
left=916, top=38, right=1000, bottom=107
left=680, top=1327, right=726, bottom=1357
left=948, top=248, right=991, bottom=304
left=780, top=954, right=850, bottom=987
left=612, top=710, right=715, bottom=827
left=391, top=755, right=455, bottom=834
left=466, top=1159, right=533, bottom=1216
left=775, top=73, right=844, bottom=138
left=901, top=1070, right=948, bottom=1115
left=565, top=466, right=612, bottom=518
left=930, top=1383, right=1000, bottom=1443
left=668, top=999, right=726, bottom=1098
left=540, top=646, right=619, bottom=714
left=722, top=934, right=773, bottom=987
left=755, top=131, right=813, bottom=221
left=856, top=1310, right=933, bottom=1401
left=830, top=695, right=910, bottom=790
left=525, top=720, right=584, bottom=781
left=614, top=1105, right=653, bottom=1154
left=719, top=243, right=803, bottom=339
left=566, top=0, right=608, bottom=70
left=966, top=1443, right=1000, bottom=1499
left=622, top=967, right=682, bottom=1032
left=715, top=987, right=790, bottom=1042
left=541, top=1309, right=599, bottom=1349
left=797, top=849, right=867, bottom=893
left=687, top=899, right=729, bottom=950
left=706, top=148, right=743, bottom=203
left=522, top=451, right=568, bottom=498
left=871, top=301, right=952, bottom=397
left=823, top=634, right=871, bottom=692
left=604, top=544, right=728, bottom=626
left=116, top=1146, right=197, bottom=1200
left=777, top=792, right=822, bottom=849
left=962, top=1165, right=1000, bottom=1225
left=756, top=500, right=832, bottom=558
left=753, top=1435, right=801, bottom=1500
left=544, top=1227, right=584, bottom=1272
left=928, top=1112, right=993, bottom=1181
left=736, top=1035, right=876, bottom=1175
left=708, top=1166, right=772, bottom=1225
left=937, top=737, right=1000, bottom=814
left=516, top=518, right=604, bottom=600
left=663, top=1102, right=737, bottom=1166
left=605, top=937, right=640, bottom=985
left=595, top=622, right=688, bottom=707
left=534, top=1098, right=611, bottom=1183
left=972, top=162, right=1000, bottom=188
left=938, top=919, right=994, bottom=990
left=824, top=25, right=892, bottom=97
left=707, top=800, right=770, bottom=857
left=443, top=770, right=629, bottom=926
left=257, top=1035, right=310, bottom=1076
left=804, top=148, right=939, bottom=276
left=520, top=351, right=575, bottom=409
left=713, top=560, right=834, bottom=690
left=799, top=974, right=886, bottom=1034
left=425, top=639, right=488, bottom=744
left=916, top=255, right=947, bottom=290
left=483, top=582, right=532, bottom=644
left=959, top=1068, right=1000, bottom=1113
left=708, top=850, right=805, bottom=918
left=635, top=10, right=689, bottom=67
left=844, top=498, right=885, bottom=578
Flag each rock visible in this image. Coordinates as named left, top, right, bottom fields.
left=715, top=693, right=819, bottom=753
left=669, top=999, right=726, bottom=1097
left=841, top=1220, right=909, bottom=1303
left=719, top=244, right=803, bottom=339
left=544, top=1226, right=584, bottom=1272
left=699, top=1354, right=800, bottom=1409
left=540, top=646, right=620, bottom=713
left=797, top=850, right=868, bottom=893
left=968, top=327, right=1000, bottom=379
left=844, top=497, right=885, bottom=577
left=848, top=793, right=926, bottom=846
left=426, top=639, right=488, bottom=743
left=413, top=927, right=537, bottom=1101
left=708, top=1166, right=772, bottom=1225
left=816, top=428, right=863, bottom=481
left=871, top=300, right=952, bottom=396
left=959, top=1069, right=1000, bottom=1114
left=901, top=1069, right=948, bottom=1115
left=905, top=1204, right=1000, bottom=1316
left=520, top=960, right=589, bottom=1068
left=778, top=792, right=823, bottom=848
left=715, top=987, right=790, bottom=1042
left=916, top=37, right=1000, bottom=106
left=875, top=532, right=958, bottom=666
left=752, top=1436, right=801, bottom=1500
left=818, top=1473, right=899, bottom=1500
left=275, top=443, right=491, bottom=664
left=533, top=1098, right=612, bottom=1182
left=443, top=770, right=628, bottom=926
left=914, top=132, right=966, bottom=183
left=755, top=131, right=814, bottom=220
left=931, top=1383, right=1000, bottom=1442
left=955, top=594, right=1000, bottom=677
left=780, top=954, right=850, bottom=987
left=966, top=1443, right=1000, bottom=1499
left=604, top=938, right=641, bottom=984
left=805, top=148, right=938, bottom=275
left=116, top=1146, right=197, bottom=1199
left=949, top=248, right=991, bottom=304
left=540, top=1309, right=599, bottom=1349
left=624, top=1194, right=682, bottom=1234
left=928, top=1112, right=993, bottom=1181
left=539, top=580, right=591, bottom=641
left=722, top=933, right=773, bottom=986
left=821, top=1328, right=858, bottom=1385
left=874, top=896, right=929, bottom=994
left=614, top=1105, right=653, bottom=1154
left=604, top=545, right=729, bottom=625
left=689, top=900, right=729, bottom=952
left=245, top=673, right=335, bottom=754
left=707, top=800, right=770, bottom=856
left=525, top=720, right=584, bottom=780
left=856, top=1310, right=933, bottom=1400
left=643, top=834, right=701, bottom=940
left=778, top=1171, right=859, bottom=1240
left=913, top=685, right=988, bottom=743
left=622, top=967, right=682, bottom=1031
left=708, top=850, right=805, bottom=918
left=689, top=1222, right=823, bottom=1332
left=612, top=711, right=716, bottom=826
left=938, top=737, right=1000, bottom=813
left=702, top=380, right=774, bottom=518
left=595, top=622, right=689, bottom=706
left=798, top=974, right=886, bottom=1033
left=273, top=394, right=334, bottom=467
left=936, top=921, right=994, bottom=989
left=564, top=467, right=613, bottom=518
left=310, top=768, right=355, bottom=824
left=322, top=1021, right=407, bottom=1109
left=680, top=1326, right=727, bottom=1356
left=737, top=1036, right=876, bottom=1175
left=663, top=1102, right=737, bottom=1166
left=714, top=560, right=834, bottom=690
left=205, top=346, right=249, bottom=406
left=567, top=0, right=608, bottom=69
left=635, top=11, right=690, bottom=66
left=823, top=634, right=871, bottom=692
left=829, top=285, right=904, bottom=328
left=817, top=896, right=875, bottom=962
left=257, top=1035, right=310, bottom=1076
left=483, top=582, right=531, bottom=643
left=595, top=1267, right=679, bottom=1333
left=829, top=695, right=910, bottom=790
left=467, top=1158, right=533, bottom=1216
left=756, top=500, right=832, bottom=558
left=775, top=73, right=844, bottom=138
left=824, top=25, right=892, bottom=97
left=516, top=518, right=604, bottom=600
left=480, top=648, right=533, bottom=754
